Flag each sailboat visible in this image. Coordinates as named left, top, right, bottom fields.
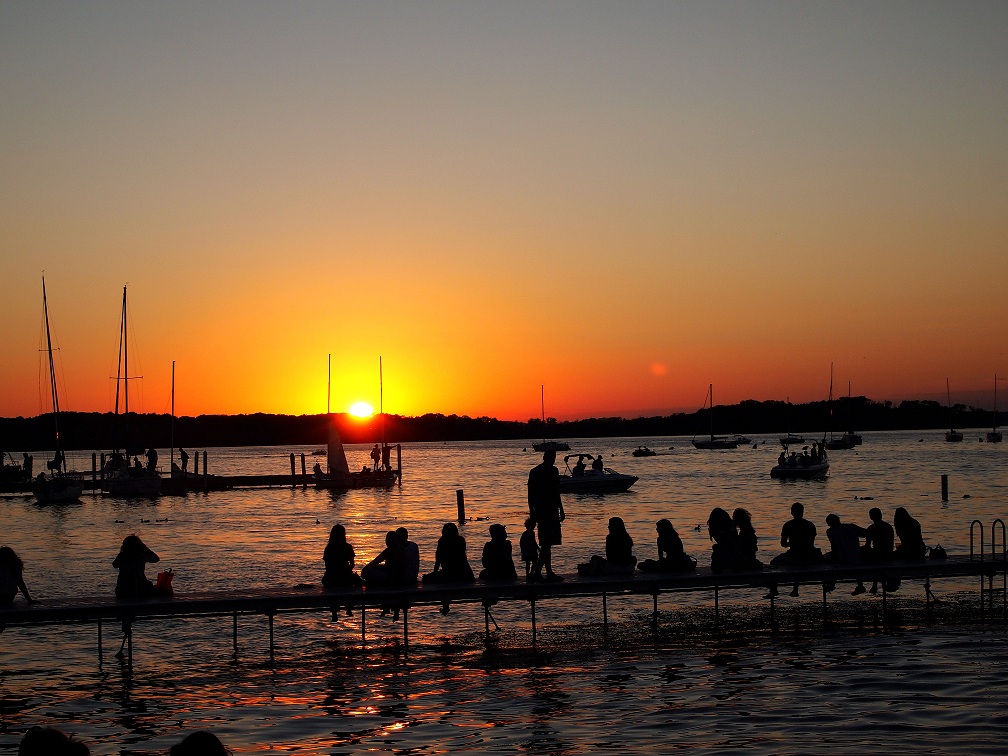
left=987, top=375, right=1002, bottom=443
left=825, top=373, right=858, bottom=450
left=944, top=378, right=963, bottom=443
left=315, top=355, right=398, bottom=491
left=778, top=397, right=805, bottom=448
left=692, top=384, right=739, bottom=449
left=104, top=286, right=161, bottom=496
left=531, top=385, right=570, bottom=452
left=32, top=277, right=85, bottom=504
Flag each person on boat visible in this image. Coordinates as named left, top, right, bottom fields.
left=527, top=450, right=565, bottom=582
left=480, top=524, right=518, bottom=581
left=707, top=507, right=741, bottom=574
left=146, top=446, right=158, bottom=471
left=322, top=524, right=364, bottom=590
left=112, top=534, right=167, bottom=599
left=397, top=527, right=421, bottom=585
left=777, top=451, right=786, bottom=467
left=0, top=546, right=33, bottom=605
left=22, top=452, right=33, bottom=482
left=519, top=518, right=539, bottom=578
left=638, top=519, right=695, bottom=573
left=578, top=517, right=636, bottom=576
left=572, top=456, right=587, bottom=477
left=312, top=461, right=324, bottom=477
left=361, top=531, right=406, bottom=587
left=733, top=508, right=763, bottom=570
left=370, top=444, right=380, bottom=471
left=18, top=726, right=91, bottom=756
left=47, top=449, right=65, bottom=473
left=863, top=507, right=895, bottom=594
left=769, top=502, right=822, bottom=596
left=592, top=454, right=604, bottom=472
left=824, top=514, right=868, bottom=595
left=179, top=448, right=189, bottom=475
left=893, top=507, right=927, bottom=560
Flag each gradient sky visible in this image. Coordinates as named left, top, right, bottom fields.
left=2, top=1, right=1006, bottom=422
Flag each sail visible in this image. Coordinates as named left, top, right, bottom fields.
left=327, top=416, right=350, bottom=475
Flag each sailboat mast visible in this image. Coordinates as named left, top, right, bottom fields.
left=709, top=384, right=713, bottom=439
left=170, top=360, right=175, bottom=469
left=380, top=356, right=385, bottom=447
left=41, top=277, right=65, bottom=473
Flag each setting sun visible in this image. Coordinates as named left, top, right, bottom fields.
left=348, top=401, right=374, bottom=418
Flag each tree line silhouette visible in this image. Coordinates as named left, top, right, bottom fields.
left=0, top=395, right=997, bottom=452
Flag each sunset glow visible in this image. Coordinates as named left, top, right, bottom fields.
left=1, top=4, right=1005, bottom=422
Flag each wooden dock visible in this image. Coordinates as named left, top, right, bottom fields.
left=2, top=555, right=1004, bottom=667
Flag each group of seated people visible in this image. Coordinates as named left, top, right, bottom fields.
left=0, top=504, right=934, bottom=617
left=16, top=726, right=228, bottom=755
left=777, top=441, right=828, bottom=467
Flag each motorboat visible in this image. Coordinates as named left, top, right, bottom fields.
left=632, top=446, right=657, bottom=457
left=824, top=432, right=858, bottom=451
left=779, top=434, right=806, bottom=448
left=771, top=448, right=829, bottom=479
left=558, top=454, right=637, bottom=493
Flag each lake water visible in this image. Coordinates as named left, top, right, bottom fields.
left=2, top=431, right=1007, bottom=753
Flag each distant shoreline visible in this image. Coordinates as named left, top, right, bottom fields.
left=0, top=395, right=997, bottom=451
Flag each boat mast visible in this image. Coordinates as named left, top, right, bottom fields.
left=709, top=384, right=714, bottom=440
left=170, top=360, right=175, bottom=470
left=541, top=384, right=546, bottom=442
left=41, top=276, right=65, bottom=474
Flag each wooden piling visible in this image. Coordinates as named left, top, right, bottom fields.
left=290, top=453, right=296, bottom=485
left=456, top=489, right=465, bottom=522
left=942, top=474, right=949, bottom=501
left=300, top=453, right=307, bottom=487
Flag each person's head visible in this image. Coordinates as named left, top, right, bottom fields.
left=396, top=527, right=409, bottom=544
left=608, top=517, right=626, bottom=535
left=869, top=507, right=883, bottom=523
left=329, top=524, right=346, bottom=543
left=169, top=730, right=230, bottom=756
left=120, top=534, right=147, bottom=555
left=489, top=524, right=507, bottom=541
left=385, top=530, right=398, bottom=548
left=707, top=507, right=731, bottom=539
left=826, top=513, right=841, bottom=528
left=19, top=726, right=90, bottom=756
left=790, top=502, right=804, bottom=519
left=893, top=507, right=909, bottom=525
left=543, top=450, right=556, bottom=465
left=597, top=454, right=603, bottom=461
left=656, top=519, right=676, bottom=538
left=442, top=522, right=459, bottom=539
left=0, top=546, right=24, bottom=575
left=524, top=518, right=535, bottom=531
left=732, top=508, right=752, bottom=529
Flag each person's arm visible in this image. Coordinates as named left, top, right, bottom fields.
left=17, top=575, right=32, bottom=603
left=780, top=526, right=789, bottom=548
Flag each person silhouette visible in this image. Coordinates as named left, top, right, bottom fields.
left=519, top=518, right=539, bottom=577
left=422, top=522, right=475, bottom=613
left=527, top=450, right=565, bottom=582
left=322, top=524, right=364, bottom=589
left=396, top=527, right=420, bottom=585
left=112, top=535, right=166, bottom=599
left=480, top=524, right=518, bottom=581
left=169, top=730, right=230, bottom=755
left=707, top=507, right=740, bottom=574
left=370, top=444, right=380, bottom=471
left=0, top=546, right=32, bottom=605
left=361, top=531, right=405, bottom=587
left=732, top=508, right=763, bottom=571
left=893, top=507, right=927, bottom=560
left=824, top=513, right=868, bottom=595
left=638, top=518, right=696, bottom=573
left=18, top=726, right=90, bottom=755
left=146, top=446, right=158, bottom=470
left=769, top=502, right=822, bottom=596
left=863, top=506, right=895, bottom=593
left=592, top=454, right=604, bottom=472
left=179, top=448, right=189, bottom=475
left=578, top=516, right=637, bottom=575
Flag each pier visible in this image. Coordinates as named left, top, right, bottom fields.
left=3, top=552, right=1005, bottom=668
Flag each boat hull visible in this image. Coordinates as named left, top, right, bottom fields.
left=32, top=474, right=84, bottom=504
left=315, top=470, right=399, bottom=490
left=987, top=431, right=1003, bottom=443
left=770, top=461, right=829, bottom=479
left=104, top=470, right=162, bottom=497
left=532, top=441, right=570, bottom=452
left=558, top=471, right=638, bottom=494
left=692, top=438, right=739, bottom=450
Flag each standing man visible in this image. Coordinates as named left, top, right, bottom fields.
left=179, top=448, right=189, bottom=476
left=527, top=449, right=565, bottom=581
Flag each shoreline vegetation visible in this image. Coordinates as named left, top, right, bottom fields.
left=0, top=396, right=998, bottom=451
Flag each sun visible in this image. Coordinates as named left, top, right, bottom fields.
left=348, top=401, right=374, bottom=418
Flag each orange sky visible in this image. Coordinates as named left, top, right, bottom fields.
left=2, top=3, right=1006, bottom=422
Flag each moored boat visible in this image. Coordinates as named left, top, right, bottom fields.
left=692, top=384, right=740, bottom=450
left=987, top=374, right=1002, bottom=443
left=632, top=446, right=656, bottom=457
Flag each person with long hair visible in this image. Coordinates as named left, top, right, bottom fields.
left=0, top=546, right=32, bottom=605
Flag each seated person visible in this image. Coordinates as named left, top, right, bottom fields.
left=824, top=513, right=868, bottom=595
left=769, top=502, right=822, bottom=597
left=322, top=524, right=364, bottom=589
left=360, top=531, right=406, bottom=586
left=422, top=523, right=475, bottom=584
left=479, top=524, right=518, bottom=581
left=572, top=457, right=587, bottom=477
left=732, top=508, right=764, bottom=571
left=169, top=730, right=229, bottom=756
left=19, top=726, right=91, bottom=756
left=592, top=454, right=604, bottom=472
left=638, top=519, right=696, bottom=573
left=0, top=546, right=32, bottom=605
left=707, top=507, right=741, bottom=574
left=578, top=517, right=637, bottom=576
left=113, top=535, right=170, bottom=599
left=893, top=507, right=927, bottom=560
